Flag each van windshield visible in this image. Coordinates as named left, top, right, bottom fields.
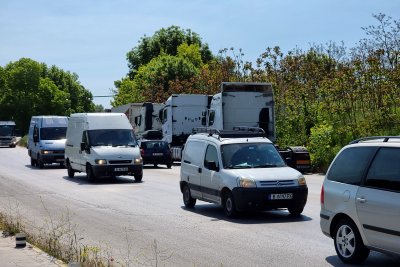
left=88, top=129, right=137, bottom=147
left=40, top=127, right=67, bottom=140
left=221, top=143, right=286, bottom=169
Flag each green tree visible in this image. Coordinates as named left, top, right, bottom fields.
left=126, top=25, right=212, bottom=79
left=0, top=58, right=95, bottom=133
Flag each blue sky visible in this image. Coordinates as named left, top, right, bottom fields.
left=0, top=0, right=399, bottom=109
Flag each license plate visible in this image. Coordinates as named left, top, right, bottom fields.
left=152, top=153, right=163, bottom=156
left=269, top=193, right=293, bottom=200
left=114, top=167, right=128, bottom=172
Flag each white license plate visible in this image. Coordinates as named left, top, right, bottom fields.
left=152, top=153, right=163, bottom=156
left=269, top=193, right=293, bottom=200
left=114, top=167, right=128, bottom=172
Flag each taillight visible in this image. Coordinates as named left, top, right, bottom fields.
left=320, top=185, right=324, bottom=205
left=140, top=148, right=144, bottom=156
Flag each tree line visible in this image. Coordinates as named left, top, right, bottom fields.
left=0, top=58, right=95, bottom=133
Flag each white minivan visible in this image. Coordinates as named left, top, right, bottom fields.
left=180, top=128, right=308, bottom=217
left=65, top=113, right=143, bottom=182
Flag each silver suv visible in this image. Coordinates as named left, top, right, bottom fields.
left=320, top=136, right=400, bottom=264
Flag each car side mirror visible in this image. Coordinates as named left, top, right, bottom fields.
left=33, top=133, right=39, bottom=143
left=207, top=161, right=219, bottom=172
left=80, top=142, right=90, bottom=154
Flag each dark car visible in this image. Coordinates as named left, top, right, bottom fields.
left=140, top=140, right=172, bottom=168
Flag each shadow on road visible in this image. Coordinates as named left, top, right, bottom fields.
left=325, top=251, right=400, bottom=266
left=24, top=164, right=65, bottom=170
left=181, top=204, right=312, bottom=224
left=62, top=175, right=141, bottom=185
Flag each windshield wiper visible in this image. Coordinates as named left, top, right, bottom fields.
left=226, top=165, right=252, bottom=169
left=253, top=164, right=278, bottom=168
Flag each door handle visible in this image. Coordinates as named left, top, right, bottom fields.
left=198, top=168, right=202, bottom=173
left=356, top=197, right=366, bottom=203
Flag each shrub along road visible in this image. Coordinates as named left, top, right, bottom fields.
left=0, top=146, right=398, bottom=266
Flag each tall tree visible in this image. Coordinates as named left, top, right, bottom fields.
left=125, top=26, right=212, bottom=79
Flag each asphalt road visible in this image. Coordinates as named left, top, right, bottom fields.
left=0, top=146, right=398, bottom=266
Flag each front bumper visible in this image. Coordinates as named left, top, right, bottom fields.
left=231, top=186, right=308, bottom=212
left=91, top=164, right=143, bottom=177
left=40, top=153, right=65, bottom=164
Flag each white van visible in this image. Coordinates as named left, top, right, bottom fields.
left=28, top=116, right=68, bottom=168
left=180, top=128, right=308, bottom=218
left=65, top=113, right=143, bottom=182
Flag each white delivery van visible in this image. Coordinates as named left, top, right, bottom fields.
left=28, top=116, right=68, bottom=168
left=65, top=113, right=143, bottom=182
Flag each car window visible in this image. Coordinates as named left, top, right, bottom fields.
left=327, top=146, right=376, bottom=185
left=204, top=145, right=219, bottom=169
left=365, top=147, right=400, bottom=192
left=183, top=140, right=205, bottom=166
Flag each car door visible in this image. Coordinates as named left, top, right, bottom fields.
left=356, top=147, right=400, bottom=253
left=201, top=144, right=221, bottom=203
left=181, top=140, right=206, bottom=199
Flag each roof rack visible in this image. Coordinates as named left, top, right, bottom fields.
left=349, top=136, right=400, bottom=144
left=192, top=126, right=267, bottom=138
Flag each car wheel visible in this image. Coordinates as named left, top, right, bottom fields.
left=86, top=164, right=96, bottom=182
left=288, top=205, right=304, bottom=216
left=182, top=184, right=196, bottom=208
left=154, top=163, right=158, bottom=167
left=167, top=162, right=172, bottom=169
left=67, top=161, right=75, bottom=178
left=37, top=154, right=44, bottom=169
left=134, top=174, right=142, bottom=182
left=334, top=218, right=370, bottom=264
left=223, top=191, right=237, bottom=218
left=30, top=157, right=36, bottom=167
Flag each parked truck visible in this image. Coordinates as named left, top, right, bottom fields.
left=160, top=94, right=210, bottom=160
left=203, top=82, right=310, bottom=172
left=204, top=82, right=275, bottom=141
left=111, top=102, right=164, bottom=139
left=0, top=121, right=17, bottom=147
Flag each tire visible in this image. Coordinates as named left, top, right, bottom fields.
left=86, top=164, right=96, bottom=182
left=154, top=163, right=158, bottom=167
left=182, top=184, right=196, bottom=208
left=67, top=161, right=75, bottom=178
left=223, top=191, right=237, bottom=218
left=166, top=163, right=172, bottom=169
left=134, top=174, right=142, bottom=182
left=334, top=218, right=370, bottom=264
left=37, top=154, right=44, bottom=169
left=288, top=205, right=304, bottom=216
left=30, top=157, right=36, bottom=167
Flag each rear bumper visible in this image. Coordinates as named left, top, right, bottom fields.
left=231, top=186, right=308, bottom=211
left=142, top=155, right=172, bottom=165
left=320, top=209, right=333, bottom=237
left=91, top=164, right=143, bottom=177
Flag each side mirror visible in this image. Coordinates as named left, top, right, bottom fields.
left=201, top=116, right=206, bottom=126
left=33, top=133, right=39, bottom=143
left=206, top=161, right=219, bottom=172
left=80, top=142, right=90, bottom=154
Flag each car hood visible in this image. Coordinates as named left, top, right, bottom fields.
left=91, top=146, right=140, bottom=160
left=39, top=139, right=66, bottom=150
left=223, top=166, right=302, bottom=181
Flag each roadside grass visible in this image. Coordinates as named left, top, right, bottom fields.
left=0, top=197, right=174, bottom=267
left=18, top=135, right=28, bottom=147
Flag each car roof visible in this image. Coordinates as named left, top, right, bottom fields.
left=187, top=133, right=272, bottom=146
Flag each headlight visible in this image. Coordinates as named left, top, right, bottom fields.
left=134, top=157, right=143, bottom=164
left=95, top=159, right=107, bottom=165
left=41, top=150, right=51, bottom=154
left=298, top=176, right=307, bottom=186
left=238, top=177, right=257, bottom=188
